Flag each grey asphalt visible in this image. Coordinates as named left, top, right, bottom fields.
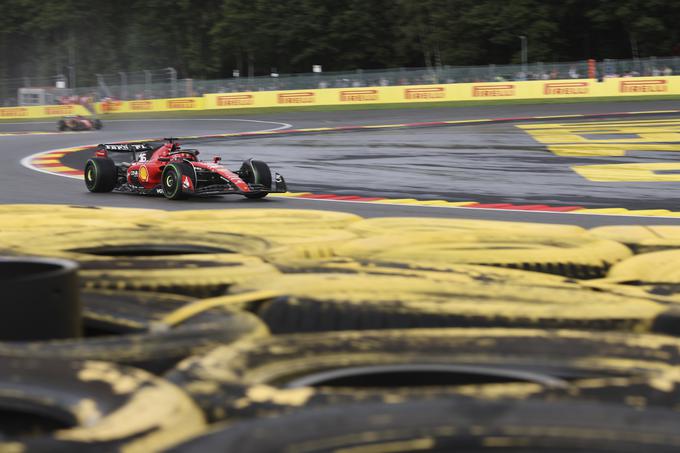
left=2, top=100, right=680, bottom=227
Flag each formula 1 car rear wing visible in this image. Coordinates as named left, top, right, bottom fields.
left=95, top=143, right=155, bottom=160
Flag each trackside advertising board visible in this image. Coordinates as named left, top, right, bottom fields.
left=2, top=77, right=679, bottom=119
left=0, top=104, right=92, bottom=119
left=200, top=76, right=680, bottom=108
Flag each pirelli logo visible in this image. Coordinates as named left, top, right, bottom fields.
left=620, top=79, right=667, bottom=93
left=45, top=105, right=73, bottom=115
left=167, top=99, right=196, bottom=109
left=216, top=94, right=254, bottom=106
left=404, top=87, right=445, bottom=100
left=102, top=101, right=124, bottom=112
left=278, top=92, right=315, bottom=104
left=130, top=101, right=153, bottom=110
left=544, top=82, right=589, bottom=95
left=472, top=84, right=515, bottom=97
left=0, top=108, right=28, bottom=117
left=339, top=89, right=379, bottom=102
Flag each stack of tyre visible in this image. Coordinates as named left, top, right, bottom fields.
left=2, top=204, right=680, bottom=452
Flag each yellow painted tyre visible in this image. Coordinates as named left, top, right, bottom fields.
left=0, top=358, right=205, bottom=452
left=164, top=209, right=362, bottom=229
left=166, top=396, right=680, bottom=452
left=231, top=273, right=667, bottom=334
left=0, top=228, right=270, bottom=256
left=607, top=249, right=680, bottom=284
left=0, top=305, right=269, bottom=373
left=333, top=233, right=632, bottom=279
left=271, top=257, right=585, bottom=287
left=82, top=289, right=238, bottom=333
left=166, top=328, right=680, bottom=422
left=77, top=254, right=278, bottom=296
left=590, top=225, right=680, bottom=254
left=347, top=217, right=586, bottom=237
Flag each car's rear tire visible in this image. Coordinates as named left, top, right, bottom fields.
left=58, top=120, right=68, bottom=131
left=162, top=162, right=195, bottom=200
left=85, top=158, right=117, bottom=193
left=94, top=119, right=103, bottom=130
left=240, top=159, right=271, bottom=199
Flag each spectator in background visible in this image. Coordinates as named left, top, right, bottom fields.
left=663, top=66, right=673, bottom=76
left=568, top=66, right=580, bottom=78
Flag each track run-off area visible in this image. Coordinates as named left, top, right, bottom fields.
left=3, top=100, right=680, bottom=227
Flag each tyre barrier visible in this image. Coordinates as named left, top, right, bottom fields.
left=230, top=273, right=674, bottom=334
left=0, top=229, right=276, bottom=297
left=5, top=203, right=680, bottom=446
left=0, top=357, right=205, bottom=452
left=81, top=289, right=199, bottom=333
left=335, top=218, right=630, bottom=278
left=165, top=328, right=680, bottom=422
left=590, top=225, right=680, bottom=254
left=0, top=309, right=267, bottom=374
left=0, top=257, right=80, bottom=341
left=168, top=398, right=680, bottom=453
left=346, top=217, right=586, bottom=237
left=332, top=232, right=631, bottom=278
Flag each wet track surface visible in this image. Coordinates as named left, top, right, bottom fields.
left=3, top=100, right=680, bottom=227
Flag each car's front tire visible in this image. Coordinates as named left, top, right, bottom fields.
left=58, top=120, right=68, bottom=131
left=162, top=163, right=195, bottom=200
left=93, top=119, right=103, bottom=130
left=85, top=158, right=117, bottom=193
left=240, top=159, right=272, bottom=199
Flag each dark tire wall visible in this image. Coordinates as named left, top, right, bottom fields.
left=3, top=202, right=680, bottom=449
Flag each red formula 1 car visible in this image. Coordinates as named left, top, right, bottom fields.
left=58, top=115, right=103, bottom=131
left=84, top=139, right=286, bottom=199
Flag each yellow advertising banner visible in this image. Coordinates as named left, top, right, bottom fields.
left=96, top=97, right=205, bottom=114
left=0, top=104, right=91, bottom=119
left=202, top=76, right=680, bottom=110
left=13, top=75, right=679, bottom=119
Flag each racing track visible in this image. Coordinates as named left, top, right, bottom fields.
left=3, top=100, right=680, bottom=227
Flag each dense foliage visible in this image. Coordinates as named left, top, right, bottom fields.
left=1, top=0, right=678, bottom=84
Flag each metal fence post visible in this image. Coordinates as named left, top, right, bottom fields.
left=167, top=67, right=177, bottom=98
left=144, top=70, right=152, bottom=99
left=119, top=72, right=128, bottom=100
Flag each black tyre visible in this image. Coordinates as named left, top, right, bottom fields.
left=57, top=120, right=68, bottom=131
left=93, top=119, right=102, bottom=130
left=166, top=328, right=680, bottom=422
left=0, top=257, right=80, bottom=341
left=84, top=157, right=117, bottom=193
left=162, top=162, right=195, bottom=200
left=0, top=303, right=268, bottom=373
left=168, top=398, right=680, bottom=453
left=239, top=159, right=271, bottom=199
left=0, top=357, right=205, bottom=452
left=232, top=273, right=674, bottom=335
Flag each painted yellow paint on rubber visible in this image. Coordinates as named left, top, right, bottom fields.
left=608, top=249, right=680, bottom=283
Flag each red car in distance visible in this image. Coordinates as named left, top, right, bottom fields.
left=58, top=115, right=103, bottom=131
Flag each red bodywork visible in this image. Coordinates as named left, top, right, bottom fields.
left=131, top=142, right=250, bottom=192
left=98, top=142, right=254, bottom=194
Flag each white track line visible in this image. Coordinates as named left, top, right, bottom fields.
left=19, top=119, right=292, bottom=179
